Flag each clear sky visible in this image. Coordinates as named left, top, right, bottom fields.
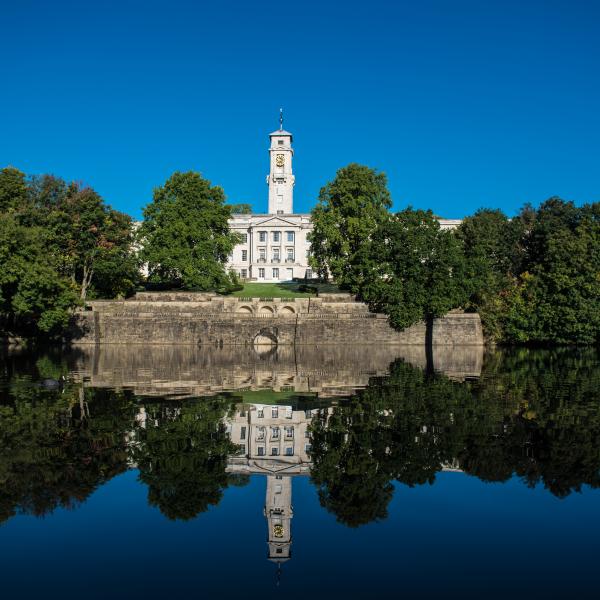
left=1, top=0, right=599, bottom=219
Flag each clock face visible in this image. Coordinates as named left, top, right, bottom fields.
left=275, top=154, right=285, bottom=167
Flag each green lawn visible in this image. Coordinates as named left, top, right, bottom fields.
left=226, top=281, right=340, bottom=298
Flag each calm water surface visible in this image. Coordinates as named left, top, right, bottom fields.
left=1, top=345, right=599, bottom=599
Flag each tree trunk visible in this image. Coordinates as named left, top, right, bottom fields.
left=80, top=263, right=94, bottom=301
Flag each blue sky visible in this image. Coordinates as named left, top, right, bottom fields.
left=1, top=0, right=599, bottom=219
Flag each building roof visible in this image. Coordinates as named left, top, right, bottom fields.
left=269, top=129, right=293, bottom=137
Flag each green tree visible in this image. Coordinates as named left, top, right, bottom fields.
left=457, top=209, right=516, bottom=340
left=363, top=208, right=468, bottom=330
left=0, top=167, right=27, bottom=212
left=0, top=214, right=78, bottom=336
left=139, top=171, right=239, bottom=290
left=308, top=163, right=391, bottom=290
left=42, top=183, right=137, bottom=300
left=502, top=199, right=600, bottom=344
left=229, top=203, right=252, bottom=214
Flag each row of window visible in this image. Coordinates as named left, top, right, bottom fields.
left=253, top=445, right=312, bottom=456
left=257, top=407, right=291, bottom=418
left=250, top=426, right=296, bottom=441
left=256, top=268, right=288, bottom=279
left=261, top=231, right=294, bottom=243
left=235, top=444, right=313, bottom=457
left=238, top=268, right=312, bottom=280
left=240, top=248, right=295, bottom=262
left=238, top=232, right=295, bottom=244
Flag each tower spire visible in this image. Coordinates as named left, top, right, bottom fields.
left=279, top=107, right=283, bottom=131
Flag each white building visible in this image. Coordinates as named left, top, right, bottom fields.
left=227, top=115, right=314, bottom=282
left=227, top=115, right=462, bottom=282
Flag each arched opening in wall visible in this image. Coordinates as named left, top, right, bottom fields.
left=280, top=306, right=295, bottom=315
left=259, top=305, right=275, bottom=315
left=237, top=305, right=253, bottom=314
left=253, top=328, right=278, bottom=348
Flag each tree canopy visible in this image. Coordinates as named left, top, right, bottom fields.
left=458, top=198, right=600, bottom=344
left=310, top=162, right=599, bottom=345
left=308, top=163, right=391, bottom=291
left=139, top=171, right=240, bottom=291
left=362, top=208, right=468, bottom=330
left=0, top=167, right=138, bottom=339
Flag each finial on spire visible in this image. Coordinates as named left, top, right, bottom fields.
left=279, top=107, right=283, bottom=131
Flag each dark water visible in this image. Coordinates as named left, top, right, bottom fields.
left=1, top=345, right=599, bottom=599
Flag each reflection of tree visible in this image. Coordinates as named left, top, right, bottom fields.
left=464, top=349, right=600, bottom=496
left=2, top=349, right=600, bottom=529
left=0, top=379, right=135, bottom=524
left=310, top=349, right=600, bottom=527
left=310, top=398, right=394, bottom=527
left=1, top=354, right=238, bottom=525
left=132, top=397, right=236, bottom=521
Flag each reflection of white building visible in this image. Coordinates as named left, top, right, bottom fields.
left=227, top=401, right=316, bottom=464
left=226, top=400, right=329, bottom=566
left=227, top=118, right=314, bottom=282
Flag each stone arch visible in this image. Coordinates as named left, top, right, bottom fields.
left=253, top=327, right=278, bottom=347
left=259, top=305, right=275, bottom=315
left=280, top=305, right=295, bottom=315
left=237, top=305, right=253, bottom=314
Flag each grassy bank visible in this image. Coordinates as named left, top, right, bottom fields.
left=227, top=282, right=340, bottom=298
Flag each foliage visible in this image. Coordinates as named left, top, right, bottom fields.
left=308, top=163, right=391, bottom=291
left=502, top=199, right=600, bottom=344
left=310, top=163, right=598, bottom=345
left=457, top=209, right=518, bottom=339
left=362, top=208, right=468, bottom=330
left=0, top=214, right=79, bottom=336
left=0, top=379, right=135, bottom=524
left=309, top=347, right=600, bottom=526
left=0, top=167, right=27, bottom=212
left=139, top=171, right=239, bottom=291
left=229, top=203, right=253, bottom=214
left=458, top=198, right=600, bottom=344
left=2, top=348, right=600, bottom=527
left=132, top=397, right=236, bottom=521
left=42, top=182, right=138, bottom=300
left=309, top=166, right=469, bottom=331
left=0, top=168, right=139, bottom=338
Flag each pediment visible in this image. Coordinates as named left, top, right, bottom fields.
left=252, top=215, right=300, bottom=228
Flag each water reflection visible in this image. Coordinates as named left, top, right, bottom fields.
left=57, top=343, right=483, bottom=397
left=1, top=346, right=600, bottom=566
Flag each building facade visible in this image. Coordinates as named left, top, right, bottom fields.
left=227, top=122, right=313, bottom=282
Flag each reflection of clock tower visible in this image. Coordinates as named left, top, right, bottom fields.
left=267, top=109, right=295, bottom=215
left=264, top=474, right=293, bottom=563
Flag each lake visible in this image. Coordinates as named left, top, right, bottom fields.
left=1, top=345, right=599, bottom=599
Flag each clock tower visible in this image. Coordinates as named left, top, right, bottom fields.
left=267, top=109, right=295, bottom=214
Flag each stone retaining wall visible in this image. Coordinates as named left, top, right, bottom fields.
left=70, top=292, right=484, bottom=346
